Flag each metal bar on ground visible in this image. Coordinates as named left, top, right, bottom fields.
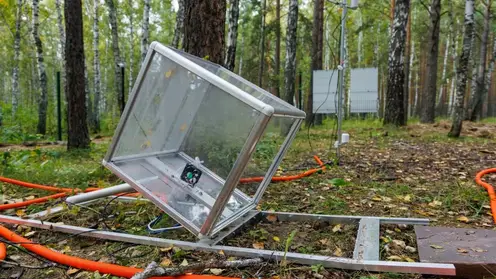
left=65, top=183, right=136, bottom=204
left=353, top=217, right=380, bottom=261
left=0, top=215, right=455, bottom=276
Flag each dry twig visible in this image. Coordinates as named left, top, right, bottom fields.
left=131, top=258, right=263, bottom=279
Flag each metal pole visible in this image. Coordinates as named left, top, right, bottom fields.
left=56, top=71, right=62, bottom=141
left=336, top=0, right=347, bottom=162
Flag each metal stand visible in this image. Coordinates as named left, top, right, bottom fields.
left=9, top=185, right=456, bottom=276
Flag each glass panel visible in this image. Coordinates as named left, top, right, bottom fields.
left=237, top=117, right=296, bottom=197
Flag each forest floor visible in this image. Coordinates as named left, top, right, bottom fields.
left=0, top=118, right=495, bottom=279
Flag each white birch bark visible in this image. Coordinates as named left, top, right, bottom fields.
left=172, top=0, right=184, bottom=49
left=224, top=0, right=240, bottom=71
left=11, top=0, right=22, bottom=118
left=437, top=34, right=450, bottom=109
left=33, top=0, right=49, bottom=135
left=55, top=0, right=66, bottom=104
left=93, top=0, right=101, bottom=132
left=105, top=0, right=124, bottom=114
left=449, top=0, right=475, bottom=137
left=284, top=0, right=298, bottom=115
left=141, top=0, right=151, bottom=65
left=127, top=0, right=134, bottom=96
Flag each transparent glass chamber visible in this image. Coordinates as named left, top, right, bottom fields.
left=104, top=42, right=305, bottom=238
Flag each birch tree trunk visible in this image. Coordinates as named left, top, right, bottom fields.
left=420, top=0, right=441, bottom=123
left=172, top=0, right=184, bottom=49
left=482, top=35, right=496, bottom=117
left=65, top=0, right=90, bottom=149
left=469, top=0, right=492, bottom=121
left=257, top=0, right=266, bottom=87
left=141, top=0, right=151, bottom=64
left=238, top=35, right=244, bottom=76
left=11, top=0, right=22, bottom=119
left=436, top=34, right=450, bottom=114
left=224, top=0, right=239, bottom=71
left=183, top=0, right=226, bottom=65
left=284, top=0, right=298, bottom=108
left=403, top=8, right=411, bottom=123
left=449, top=0, right=475, bottom=137
left=32, top=0, right=49, bottom=135
left=274, top=0, right=281, bottom=97
left=92, top=0, right=101, bottom=133
left=127, top=0, right=134, bottom=96
left=55, top=0, right=66, bottom=104
left=306, top=0, right=324, bottom=126
left=105, top=0, right=124, bottom=115
left=384, top=0, right=410, bottom=126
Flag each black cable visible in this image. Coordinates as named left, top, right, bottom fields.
left=0, top=238, right=55, bottom=265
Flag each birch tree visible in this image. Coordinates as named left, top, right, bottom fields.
left=257, top=0, right=266, bottom=87
left=274, top=0, right=281, bottom=97
left=383, top=0, right=410, bottom=126
left=183, top=0, right=226, bottom=65
left=141, top=0, right=151, bottom=64
left=127, top=0, right=134, bottom=96
left=224, top=0, right=240, bottom=71
left=105, top=0, right=124, bottom=114
left=172, top=0, right=184, bottom=49
left=468, top=0, right=492, bottom=121
left=419, top=0, right=441, bottom=123
left=65, top=0, right=90, bottom=149
left=11, top=0, right=22, bottom=118
left=449, top=0, right=475, bottom=137
left=55, top=0, right=66, bottom=103
left=32, top=0, right=49, bottom=135
left=284, top=0, right=298, bottom=110
left=92, top=0, right=101, bottom=133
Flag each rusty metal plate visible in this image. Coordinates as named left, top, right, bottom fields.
left=415, top=225, right=496, bottom=278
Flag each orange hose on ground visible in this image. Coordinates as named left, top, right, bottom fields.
left=0, top=177, right=76, bottom=193
left=0, top=225, right=236, bottom=279
left=0, top=243, right=6, bottom=261
left=0, top=193, right=68, bottom=211
left=239, top=155, right=326, bottom=183
left=475, top=168, right=496, bottom=224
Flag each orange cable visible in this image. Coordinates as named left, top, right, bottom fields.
left=0, top=243, right=5, bottom=261
left=475, top=168, right=496, bottom=224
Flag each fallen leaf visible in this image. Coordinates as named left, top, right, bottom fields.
left=160, top=247, right=173, bottom=252
left=382, top=196, right=392, bottom=202
left=15, top=209, right=25, bottom=217
left=273, top=236, right=280, bottom=242
left=160, top=258, right=172, bottom=267
left=24, top=231, right=36, bottom=237
left=371, top=196, right=382, bottom=201
left=270, top=276, right=281, bottom=279
left=472, top=248, right=488, bottom=253
left=218, top=250, right=225, bottom=256
left=180, top=259, right=189, bottom=266
left=319, top=239, right=330, bottom=246
left=61, top=246, right=72, bottom=254
left=333, top=247, right=343, bottom=257
left=457, top=216, right=470, bottom=223
left=404, top=257, right=415, bottom=262
left=457, top=248, right=469, bottom=253
left=24, top=195, right=36, bottom=201
left=252, top=242, right=264, bottom=249
left=266, top=214, right=277, bottom=222
left=387, top=255, right=403, bottom=261
left=332, top=224, right=342, bottom=233
left=165, top=69, right=174, bottom=78
left=430, top=245, right=444, bottom=249
left=209, top=269, right=224, bottom=275
left=66, top=268, right=79, bottom=275
left=404, top=195, right=412, bottom=202
left=380, top=236, right=391, bottom=243
left=428, top=200, right=442, bottom=207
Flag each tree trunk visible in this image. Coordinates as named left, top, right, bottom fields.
left=419, top=0, right=441, bottom=123
left=449, top=0, right=475, bottom=137
left=32, top=0, right=49, bottom=135
left=183, top=0, right=226, bottom=64
left=403, top=8, right=411, bottom=123
left=105, top=0, right=124, bottom=115
left=238, top=35, right=244, bottom=76
left=84, top=60, right=92, bottom=127
left=172, top=0, right=184, bottom=49
left=436, top=34, right=450, bottom=114
left=274, top=0, right=281, bottom=97
left=11, top=0, right=22, bottom=119
left=92, top=0, right=101, bottom=133
left=128, top=0, right=134, bottom=97
left=284, top=0, right=298, bottom=109
left=224, top=0, right=239, bottom=71
left=307, top=0, right=324, bottom=126
left=257, top=0, right=266, bottom=87
left=469, top=0, right=492, bottom=121
left=65, top=0, right=90, bottom=149
left=483, top=33, right=496, bottom=117
left=141, top=0, right=151, bottom=64
left=383, top=0, right=410, bottom=126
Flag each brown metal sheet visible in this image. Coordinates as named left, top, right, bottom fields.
left=415, top=225, right=496, bottom=278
